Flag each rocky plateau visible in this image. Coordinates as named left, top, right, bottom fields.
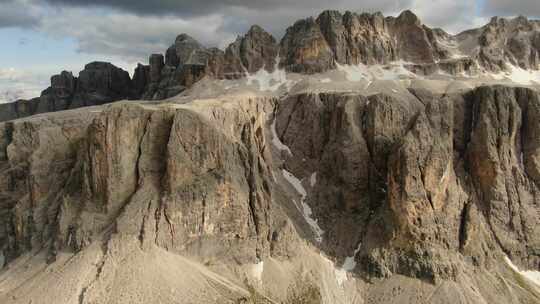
left=0, top=9, right=540, bottom=304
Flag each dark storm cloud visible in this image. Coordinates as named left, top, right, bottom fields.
left=0, top=0, right=41, bottom=28
left=42, top=0, right=412, bottom=17
left=482, top=0, right=540, bottom=17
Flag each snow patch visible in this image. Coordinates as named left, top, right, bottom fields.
left=318, top=253, right=348, bottom=287
left=282, top=169, right=324, bottom=242
left=246, top=57, right=292, bottom=91
left=333, top=242, right=363, bottom=286
left=271, top=119, right=292, bottom=155
left=504, top=256, right=540, bottom=287
left=251, top=261, right=264, bottom=283
left=336, top=61, right=418, bottom=82
left=320, top=78, right=332, bottom=83
left=491, top=65, right=540, bottom=85
left=342, top=242, right=362, bottom=271
left=334, top=268, right=348, bottom=286
left=336, top=63, right=371, bottom=81
left=310, top=172, right=317, bottom=187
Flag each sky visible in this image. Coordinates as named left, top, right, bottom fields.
left=0, top=0, right=538, bottom=103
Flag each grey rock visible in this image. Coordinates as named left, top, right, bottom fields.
left=0, top=85, right=540, bottom=303
left=279, top=17, right=335, bottom=73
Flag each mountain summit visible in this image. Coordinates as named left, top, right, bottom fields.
left=0, top=9, right=540, bottom=304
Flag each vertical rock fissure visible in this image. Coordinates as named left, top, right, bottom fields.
left=138, top=200, right=153, bottom=247
left=200, top=194, right=207, bottom=235
left=458, top=201, right=471, bottom=251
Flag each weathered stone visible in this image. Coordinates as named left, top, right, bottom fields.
left=279, top=17, right=335, bottom=74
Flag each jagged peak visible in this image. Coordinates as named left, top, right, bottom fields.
left=317, top=9, right=343, bottom=20
left=84, top=61, right=121, bottom=70
left=487, top=15, right=538, bottom=27
left=396, top=9, right=421, bottom=25
left=175, top=33, right=200, bottom=45
left=288, top=15, right=318, bottom=29
left=247, top=24, right=266, bottom=34
left=244, top=24, right=276, bottom=42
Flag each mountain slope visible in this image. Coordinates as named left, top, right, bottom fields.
left=0, top=8, right=540, bottom=304
left=0, top=80, right=539, bottom=303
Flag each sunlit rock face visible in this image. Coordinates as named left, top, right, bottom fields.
left=1, top=9, right=540, bottom=304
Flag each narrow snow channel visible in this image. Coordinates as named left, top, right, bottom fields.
left=334, top=242, right=362, bottom=286
left=310, top=172, right=317, bottom=187
left=504, top=256, right=540, bottom=287
left=271, top=119, right=292, bottom=155
left=282, top=169, right=324, bottom=243
left=251, top=261, right=264, bottom=283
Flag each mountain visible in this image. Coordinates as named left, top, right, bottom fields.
left=0, top=9, right=540, bottom=304
left=3, top=10, right=540, bottom=123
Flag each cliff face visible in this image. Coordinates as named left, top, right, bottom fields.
left=0, top=63, right=135, bottom=122
left=0, top=84, right=539, bottom=303
left=1, top=8, right=540, bottom=304
left=457, top=16, right=540, bottom=72
left=278, top=10, right=452, bottom=73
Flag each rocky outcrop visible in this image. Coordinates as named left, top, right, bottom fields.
left=273, top=85, right=540, bottom=284
left=0, top=62, right=135, bottom=122
left=140, top=27, right=279, bottom=99
left=278, top=10, right=462, bottom=74
left=457, top=16, right=540, bottom=72
left=220, top=25, right=279, bottom=77
left=1, top=85, right=539, bottom=303
left=0, top=96, right=299, bottom=268
left=0, top=110, right=96, bottom=263
left=279, top=16, right=335, bottom=74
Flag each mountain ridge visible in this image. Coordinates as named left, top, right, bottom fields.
left=1, top=11, right=540, bottom=302
left=1, top=9, right=540, bottom=122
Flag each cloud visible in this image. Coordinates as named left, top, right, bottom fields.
left=0, top=0, right=42, bottom=28
left=410, top=0, right=488, bottom=33
left=42, top=0, right=412, bottom=18
left=32, top=0, right=484, bottom=65
left=482, top=0, right=540, bottom=18
left=0, top=68, right=48, bottom=103
left=40, top=0, right=486, bottom=34
left=37, top=0, right=416, bottom=56
left=39, top=8, right=237, bottom=63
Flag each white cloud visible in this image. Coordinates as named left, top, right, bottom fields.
left=39, top=7, right=237, bottom=64
left=410, top=0, right=487, bottom=33
left=482, top=0, right=540, bottom=18
left=0, top=68, right=48, bottom=103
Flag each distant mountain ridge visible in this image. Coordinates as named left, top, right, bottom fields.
left=1, top=10, right=540, bottom=122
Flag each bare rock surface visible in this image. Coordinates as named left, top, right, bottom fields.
left=0, top=82, right=539, bottom=303
left=1, top=8, right=540, bottom=304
